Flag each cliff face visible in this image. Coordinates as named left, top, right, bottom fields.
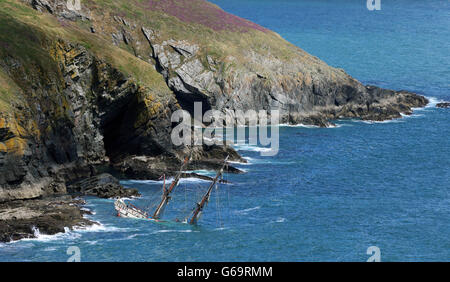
left=0, top=0, right=427, bottom=241
left=0, top=23, right=177, bottom=201
left=52, top=0, right=426, bottom=126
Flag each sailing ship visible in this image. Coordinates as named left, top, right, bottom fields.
left=114, top=155, right=229, bottom=225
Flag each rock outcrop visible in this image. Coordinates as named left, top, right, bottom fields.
left=67, top=173, right=140, bottom=199
left=436, top=102, right=450, bottom=108
left=142, top=30, right=428, bottom=127
left=0, top=196, right=91, bottom=242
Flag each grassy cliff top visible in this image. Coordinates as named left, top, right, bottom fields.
left=82, top=0, right=317, bottom=64
left=136, top=0, right=268, bottom=32
left=0, top=0, right=172, bottom=110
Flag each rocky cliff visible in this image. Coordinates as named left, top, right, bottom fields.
left=23, top=0, right=428, bottom=125
left=0, top=0, right=427, bottom=241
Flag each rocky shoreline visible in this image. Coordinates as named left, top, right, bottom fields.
left=0, top=196, right=91, bottom=242
left=0, top=172, right=143, bottom=242
left=0, top=0, right=430, bottom=242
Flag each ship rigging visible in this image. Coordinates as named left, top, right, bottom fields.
left=114, top=155, right=229, bottom=225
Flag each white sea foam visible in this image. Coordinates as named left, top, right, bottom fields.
left=233, top=144, right=274, bottom=153
left=122, top=176, right=211, bottom=185
left=152, top=229, right=198, bottom=234
left=3, top=219, right=132, bottom=244
left=334, top=123, right=354, bottom=128
left=214, top=227, right=230, bottom=231
left=234, top=206, right=261, bottom=215
left=43, top=246, right=58, bottom=252
left=19, top=227, right=81, bottom=243
left=328, top=123, right=346, bottom=128
left=400, top=113, right=424, bottom=119
left=349, top=106, right=430, bottom=124
left=243, top=156, right=254, bottom=163
left=180, top=178, right=211, bottom=184
left=0, top=241, right=35, bottom=249
left=278, top=123, right=320, bottom=128
left=112, top=196, right=138, bottom=202
left=424, top=96, right=443, bottom=108
left=103, top=233, right=141, bottom=242
left=241, top=156, right=271, bottom=165
left=349, top=118, right=404, bottom=125
left=127, top=234, right=139, bottom=239
left=121, top=179, right=174, bottom=185
left=366, top=119, right=404, bottom=124
left=73, top=222, right=131, bottom=233
left=184, top=169, right=216, bottom=174
left=228, top=160, right=251, bottom=166
left=85, top=240, right=99, bottom=245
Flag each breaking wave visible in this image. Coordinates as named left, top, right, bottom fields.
left=233, top=144, right=274, bottom=153
left=279, top=123, right=320, bottom=128
left=18, top=227, right=81, bottom=243
left=424, top=96, right=443, bottom=108
left=73, top=222, right=132, bottom=233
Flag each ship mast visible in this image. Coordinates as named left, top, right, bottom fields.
left=189, top=155, right=229, bottom=225
left=153, top=156, right=190, bottom=219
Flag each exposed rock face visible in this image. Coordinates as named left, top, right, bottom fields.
left=141, top=28, right=428, bottom=127
left=0, top=196, right=92, bottom=242
left=24, top=0, right=90, bottom=20
left=0, top=38, right=179, bottom=200
left=436, top=102, right=450, bottom=108
left=67, top=173, right=140, bottom=199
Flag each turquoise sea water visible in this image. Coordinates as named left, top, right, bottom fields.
left=1, top=0, right=449, bottom=261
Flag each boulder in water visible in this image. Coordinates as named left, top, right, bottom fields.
left=436, top=102, right=450, bottom=108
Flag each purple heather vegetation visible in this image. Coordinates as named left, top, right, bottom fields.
left=141, top=0, right=268, bottom=32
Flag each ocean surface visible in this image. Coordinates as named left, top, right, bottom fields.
left=1, top=0, right=449, bottom=261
